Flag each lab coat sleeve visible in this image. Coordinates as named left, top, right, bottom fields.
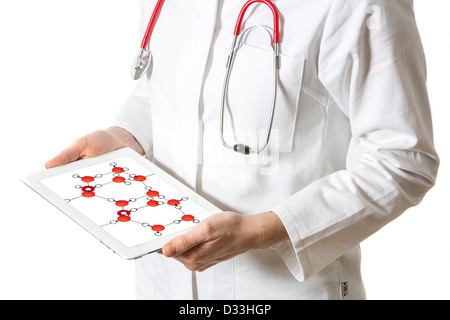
left=113, top=0, right=153, bottom=158
left=271, top=0, right=439, bottom=282
left=114, top=77, right=153, bottom=158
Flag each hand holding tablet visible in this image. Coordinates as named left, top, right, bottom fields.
left=22, top=148, right=220, bottom=260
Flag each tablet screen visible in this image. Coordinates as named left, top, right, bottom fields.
left=40, top=155, right=211, bottom=248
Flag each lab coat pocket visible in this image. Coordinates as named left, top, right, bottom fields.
left=224, top=44, right=305, bottom=152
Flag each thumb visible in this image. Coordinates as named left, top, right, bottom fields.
left=45, top=138, right=87, bottom=169
left=162, top=235, right=194, bottom=258
left=45, top=145, right=83, bottom=169
left=162, top=225, right=209, bottom=258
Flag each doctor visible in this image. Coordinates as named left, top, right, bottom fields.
left=47, top=0, right=439, bottom=299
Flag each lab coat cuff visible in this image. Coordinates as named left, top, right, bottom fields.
left=270, top=205, right=312, bottom=282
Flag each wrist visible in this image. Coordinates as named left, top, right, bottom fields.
left=250, top=211, right=289, bottom=250
left=106, top=126, right=145, bottom=155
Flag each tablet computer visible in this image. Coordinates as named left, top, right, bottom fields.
left=21, top=148, right=221, bottom=260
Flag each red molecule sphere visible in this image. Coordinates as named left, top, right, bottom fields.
left=81, top=186, right=95, bottom=197
left=82, top=191, right=95, bottom=198
left=167, top=199, right=180, bottom=206
left=134, top=175, right=147, bottom=182
left=115, top=200, right=129, bottom=207
left=117, top=210, right=131, bottom=222
left=152, top=225, right=165, bottom=232
left=146, top=190, right=159, bottom=197
left=147, top=200, right=159, bottom=207
left=118, top=215, right=131, bottom=222
left=82, top=186, right=95, bottom=192
left=81, top=176, right=95, bottom=183
left=112, top=167, right=124, bottom=173
left=182, top=215, right=195, bottom=222
left=112, top=176, right=126, bottom=183
left=147, top=190, right=159, bottom=198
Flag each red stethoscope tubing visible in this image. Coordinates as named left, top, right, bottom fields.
left=233, top=0, right=280, bottom=43
left=140, top=0, right=165, bottom=50
left=140, top=0, right=280, bottom=49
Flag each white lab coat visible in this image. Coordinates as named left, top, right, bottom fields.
left=114, top=0, right=439, bottom=300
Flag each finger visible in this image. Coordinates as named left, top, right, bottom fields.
left=45, top=142, right=84, bottom=169
left=162, top=227, right=210, bottom=258
left=162, top=237, right=191, bottom=258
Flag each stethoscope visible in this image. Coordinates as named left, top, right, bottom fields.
left=131, top=0, right=281, bottom=155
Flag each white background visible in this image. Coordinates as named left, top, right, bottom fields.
left=0, top=0, right=448, bottom=300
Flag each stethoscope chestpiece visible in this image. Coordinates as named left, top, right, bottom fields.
left=132, top=0, right=164, bottom=80
left=233, top=144, right=251, bottom=155
left=131, top=48, right=152, bottom=80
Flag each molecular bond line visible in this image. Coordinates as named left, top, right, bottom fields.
left=65, top=162, right=199, bottom=236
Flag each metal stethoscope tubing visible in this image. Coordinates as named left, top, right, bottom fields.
left=220, top=0, right=281, bottom=155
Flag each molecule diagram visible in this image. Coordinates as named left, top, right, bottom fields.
left=65, top=162, right=199, bottom=237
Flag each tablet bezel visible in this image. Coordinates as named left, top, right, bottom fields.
left=21, top=148, right=221, bottom=260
